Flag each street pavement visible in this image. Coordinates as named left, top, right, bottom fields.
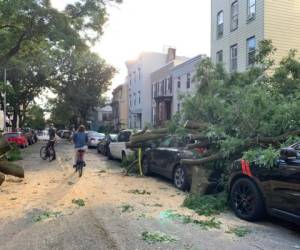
left=0, top=140, right=299, bottom=250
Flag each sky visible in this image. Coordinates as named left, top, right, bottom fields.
left=50, top=0, right=211, bottom=95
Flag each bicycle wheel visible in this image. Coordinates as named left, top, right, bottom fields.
left=78, top=163, right=83, bottom=177
left=40, top=146, right=48, bottom=160
left=48, top=148, right=55, bottom=162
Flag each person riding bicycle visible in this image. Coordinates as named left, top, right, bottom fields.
left=46, top=124, right=56, bottom=160
left=72, top=125, right=88, bottom=168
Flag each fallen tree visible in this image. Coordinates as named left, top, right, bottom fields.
left=171, top=41, right=300, bottom=193
left=0, top=161, right=24, bottom=178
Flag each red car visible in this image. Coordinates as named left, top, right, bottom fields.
left=4, top=132, right=28, bottom=148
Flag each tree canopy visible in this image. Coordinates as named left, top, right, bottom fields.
left=0, top=0, right=120, bottom=129
left=175, top=40, right=300, bottom=168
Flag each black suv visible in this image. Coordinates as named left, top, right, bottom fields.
left=229, top=143, right=300, bottom=225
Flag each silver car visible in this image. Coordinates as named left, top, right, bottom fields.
left=87, top=132, right=105, bottom=148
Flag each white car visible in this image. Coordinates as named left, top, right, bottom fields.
left=37, top=130, right=49, bottom=141
left=87, top=132, right=105, bottom=148
left=108, top=130, right=137, bottom=161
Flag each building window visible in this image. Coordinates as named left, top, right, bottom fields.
left=129, top=74, right=132, bottom=85
left=134, top=93, right=136, bottom=105
left=230, top=44, right=238, bottom=72
left=138, top=68, right=141, bottom=80
left=133, top=71, right=136, bottom=82
left=177, top=76, right=181, bottom=89
left=216, top=50, right=223, bottom=63
left=217, top=11, right=224, bottom=39
left=129, top=94, right=132, bottom=107
left=187, top=73, right=191, bottom=89
left=168, top=77, right=172, bottom=93
left=231, top=1, right=238, bottom=31
left=247, top=36, right=256, bottom=66
left=138, top=91, right=141, bottom=104
left=247, top=0, right=256, bottom=21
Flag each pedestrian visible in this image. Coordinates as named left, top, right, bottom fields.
left=72, top=125, right=88, bottom=168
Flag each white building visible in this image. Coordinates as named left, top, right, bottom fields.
left=151, top=55, right=205, bottom=127
left=211, top=0, right=300, bottom=72
left=126, top=49, right=187, bottom=129
left=171, top=55, right=205, bottom=114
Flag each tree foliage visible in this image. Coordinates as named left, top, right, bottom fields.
left=177, top=40, right=300, bottom=168
left=23, top=104, right=46, bottom=129
left=0, top=0, right=120, bottom=129
left=50, top=50, right=115, bottom=128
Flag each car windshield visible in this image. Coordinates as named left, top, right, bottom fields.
left=160, top=136, right=190, bottom=148
left=109, top=134, right=118, bottom=141
left=4, top=133, right=20, bottom=138
left=93, top=133, right=105, bottom=138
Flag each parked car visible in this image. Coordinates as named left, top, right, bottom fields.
left=108, top=130, right=139, bottom=161
left=22, top=128, right=36, bottom=145
left=229, top=144, right=300, bottom=225
left=61, top=130, right=72, bottom=139
left=142, top=135, right=205, bottom=190
left=4, top=132, right=28, bottom=148
left=97, top=134, right=118, bottom=155
left=87, top=132, right=105, bottom=148
left=37, top=130, right=49, bottom=141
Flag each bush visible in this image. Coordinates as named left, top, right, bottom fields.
left=6, top=144, right=22, bottom=161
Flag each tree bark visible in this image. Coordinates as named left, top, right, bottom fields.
left=0, top=172, right=4, bottom=186
left=0, top=161, right=24, bottom=178
left=0, top=137, right=11, bottom=156
left=184, top=120, right=209, bottom=131
left=129, top=133, right=167, bottom=145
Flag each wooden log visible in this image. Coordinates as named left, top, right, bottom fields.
left=0, top=137, right=11, bottom=156
left=184, top=120, right=209, bottom=131
left=181, top=152, right=223, bottom=166
left=186, top=140, right=211, bottom=149
left=130, top=133, right=167, bottom=144
left=0, top=172, right=4, bottom=186
left=0, top=161, right=24, bottom=178
left=190, top=165, right=212, bottom=194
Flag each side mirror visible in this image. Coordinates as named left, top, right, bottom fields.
left=280, top=147, right=298, bottom=160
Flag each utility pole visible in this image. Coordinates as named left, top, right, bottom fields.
left=3, top=68, right=6, bottom=132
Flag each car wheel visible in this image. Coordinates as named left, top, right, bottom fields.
left=230, top=177, right=265, bottom=221
left=122, top=152, right=127, bottom=163
left=107, top=150, right=114, bottom=160
left=142, top=156, right=151, bottom=176
left=173, top=165, right=189, bottom=191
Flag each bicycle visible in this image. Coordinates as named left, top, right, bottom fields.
left=75, top=149, right=86, bottom=177
left=40, top=139, right=56, bottom=161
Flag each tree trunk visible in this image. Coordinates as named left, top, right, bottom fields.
left=184, top=120, right=209, bottom=131
left=0, top=136, right=11, bottom=156
left=12, top=109, right=18, bottom=130
left=0, top=172, right=4, bottom=186
left=190, top=165, right=212, bottom=195
left=0, top=161, right=24, bottom=178
left=130, top=133, right=167, bottom=145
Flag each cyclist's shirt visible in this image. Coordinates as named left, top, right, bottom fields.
left=49, top=128, right=55, bottom=140
left=73, top=132, right=88, bottom=149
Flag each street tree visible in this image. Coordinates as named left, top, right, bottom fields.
left=173, top=40, right=300, bottom=169
left=50, top=50, right=115, bottom=128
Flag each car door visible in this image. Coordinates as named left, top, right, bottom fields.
left=151, top=136, right=177, bottom=179
left=269, top=157, right=300, bottom=216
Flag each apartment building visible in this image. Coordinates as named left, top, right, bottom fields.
left=211, top=0, right=300, bottom=72
left=171, top=55, right=204, bottom=114
left=126, top=49, right=187, bottom=129
left=111, top=83, right=128, bottom=131
left=151, top=55, right=204, bottom=127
